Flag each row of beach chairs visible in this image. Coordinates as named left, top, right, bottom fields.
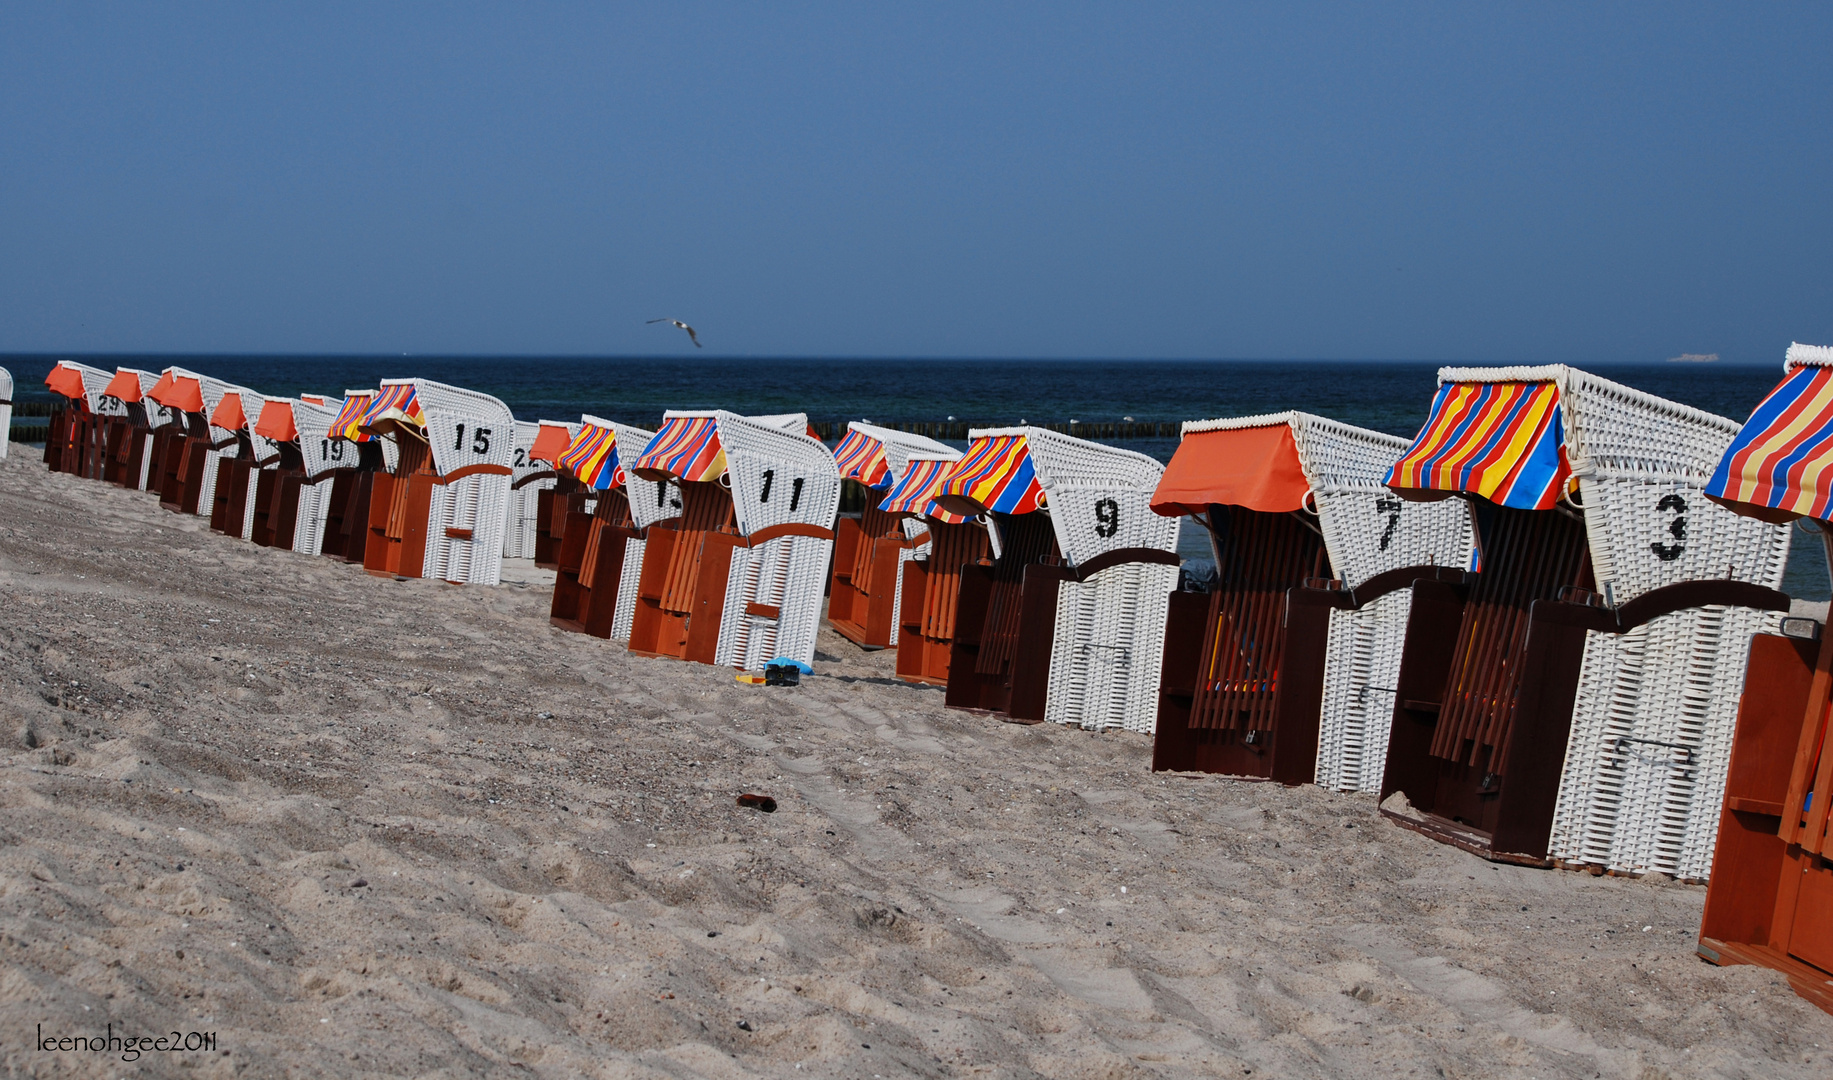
left=21, top=352, right=1833, bottom=1012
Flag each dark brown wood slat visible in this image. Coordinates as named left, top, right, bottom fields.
left=975, top=514, right=1060, bottom=677
left=1433, top=507, right=1591, bottom=769
left=1190, top=507, right=1325, bottom=732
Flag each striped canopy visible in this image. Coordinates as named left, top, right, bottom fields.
left=558, top=423, right=624, bottom=491
left=833, top=426, right=893, bottom=488
left=879, top=457, right=970, bottom=524
left=935, top=433, right=1045, bottom=517
left=632, top=415, right=725, bottom=482
left=104, top=369, right=146, bottom=403
left=1706, top=350, right=1833, bottom=523
left=330, top=393, right=375, bottom=442
left=210, top=392, right=249, bottom=430
left=361, top=383, right=424, bottom=435
left=1385, top=381, right=1571, bottom=510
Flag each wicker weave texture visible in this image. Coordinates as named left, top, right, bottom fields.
left=614, top=423, right=675, bottom=531
left=723, top=412, right=841, bottom=536
left=1548, top=605, right=1784, bottom=879
left=1315, top=590, right=1413, bottom=792
left=1045, top=562, right=1180, bottom=732
left=1292, top=413, right=1475, bottom=590
left=611, top=536, right=646, bottom=641
left=405, top=381, right=515, bottom=586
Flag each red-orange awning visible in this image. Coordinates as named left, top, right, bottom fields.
left=45, top=364, right=88, bottom=401
left=210, top=392, right=247, bottom=431
left=529, top=422, right=572, bottom=465
left=103, top=369, right=145, bottom=402
left=253, top=400, right=297, bottom=442
left=148, top=372, right=205, bottom=414
left=1151, top=422, right=1311, bottom=517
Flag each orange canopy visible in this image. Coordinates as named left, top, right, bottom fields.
left=529, top=423, right=572, bottom=465
left=1151, top=422, right=1311, bottom=517
left=210, top=392, right=247, bottom=431
left=45, top=364, right=88, bottom=401
left=253, top=400, right=297, bottom=442
left=148, top=372, right=205, bottom=414
left=103, top=369, right=145, bottom=402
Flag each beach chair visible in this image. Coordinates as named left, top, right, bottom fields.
left=0, top=367, right=10, bottom=460
left=1149, top=413, right=1474, bottom=788
left=245, top=397, right=346, bottom=553
left=317, top=391, right=387, bottom=562
left=549, top=417, right=660, bottom=638
left=98, top=368, right=169, bottom=489
left=931, top=428, right=1180, bottom=729
left=879, top=450, right=992, bottom=685
left=1377, top=365, right=1791, bottom=875
left=358, top=379, right=516, bottom=586
left=1693, top=342, right=1833, bottom=1014
left=146, top=368, right=241, bottom=517
left=206, top=388, right=270, bottom=540
left=626, top=411, right=840, bottom=670
left=43, top=360, right=115, bottom=478
left=827, top=423, right=957, bottom=650
left=503, top=421, right=557, bottom=560
left=528, top=420, right=581, bottom=568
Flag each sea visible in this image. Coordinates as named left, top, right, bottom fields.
left=6, top=355, right=1826, bottom=599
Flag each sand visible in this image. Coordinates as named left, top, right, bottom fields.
left=0, top=445, right=1828, bottom=1079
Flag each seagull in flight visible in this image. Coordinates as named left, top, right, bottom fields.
left=646, top=318, right=702, bottom=348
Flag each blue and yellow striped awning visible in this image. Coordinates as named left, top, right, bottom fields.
left=833, top=426, right=892, bottom=488
left=935, top=433, right=1045, bottom=517
left=1707, top=351, right=1833, bottom=523
left=330, top=393, right=375, bottom=442
left=558, top=423, right=623, bottom=491
left=1386, top=381, right=1570, bottom=510
left=879, top=457, right=970, bottom=524
left=632, top=415, right=725, bottom=483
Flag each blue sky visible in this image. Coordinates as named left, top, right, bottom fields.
left=1, top=4, right=1829, bottom=361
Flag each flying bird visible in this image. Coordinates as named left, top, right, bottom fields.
left=646, top=318, right=702, bottom=348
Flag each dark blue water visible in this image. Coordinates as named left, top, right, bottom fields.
left=7, top=354, right=1825, bottom=598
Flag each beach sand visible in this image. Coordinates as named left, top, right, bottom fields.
left=0, top=445, right=1828, bottom=1079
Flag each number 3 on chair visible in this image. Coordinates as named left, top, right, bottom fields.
left=1094, top=497, right=1120, bottom=538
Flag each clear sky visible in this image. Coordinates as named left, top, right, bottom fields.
left=2, top=4, right=1829, bottom=362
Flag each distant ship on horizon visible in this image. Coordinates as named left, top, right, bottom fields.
left=1668, top=352, right=1720, bottom=363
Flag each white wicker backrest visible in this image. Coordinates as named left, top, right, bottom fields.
left=510, top=420, right=542, bottom=478
left=749, top=413, right=810, bottom=433
left=884, top=440, right=962, bottom=483
left=400, top=379, right=517, bottom=476
left=54, top=361, right=116, bottom=414
left=1292, top=413, right=1474, bottom=589
left=293, top=399, right=346, bottom=479
left=0, top=368, right=9, bottom=459
left=237, top=389, right=284, bottom=466
left=116, top=369, right=170, bottom=429
left=0, top=368, right=11, bottom=402
left=1437, top=365, right=1789, bottom=603
left=611, top=421, right=676, bottom=529
left=1005, top=426, right=1177, bottom=568
left=719, top=411, right=841, bottom=535
left=847, top=422, right=954, bottom=477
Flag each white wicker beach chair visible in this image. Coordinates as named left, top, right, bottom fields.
left=1381, top=365, right=1791, bottom=879
left=1149, top=412, right=1474, bottom=791
left=610, top=421, right=670, bottom=642
left=547, top=415, right=660, bottom=639
left=503, top=421, right=549, bottom=559
left=360, top=379, right=517, bottom=586
left=0, top=367, right=12, bottom=460
left=627, top=411, right=839, bottom=671
left=828, top=423, right=957, bottom=649
left=931, top=426, right=1179, bottom=731
left=98, top=368, right=169, bottom=489
left=43, top=361, right=117, bottom=478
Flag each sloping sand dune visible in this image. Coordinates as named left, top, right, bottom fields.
left=0, top=446, right=1828, bottom=1078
